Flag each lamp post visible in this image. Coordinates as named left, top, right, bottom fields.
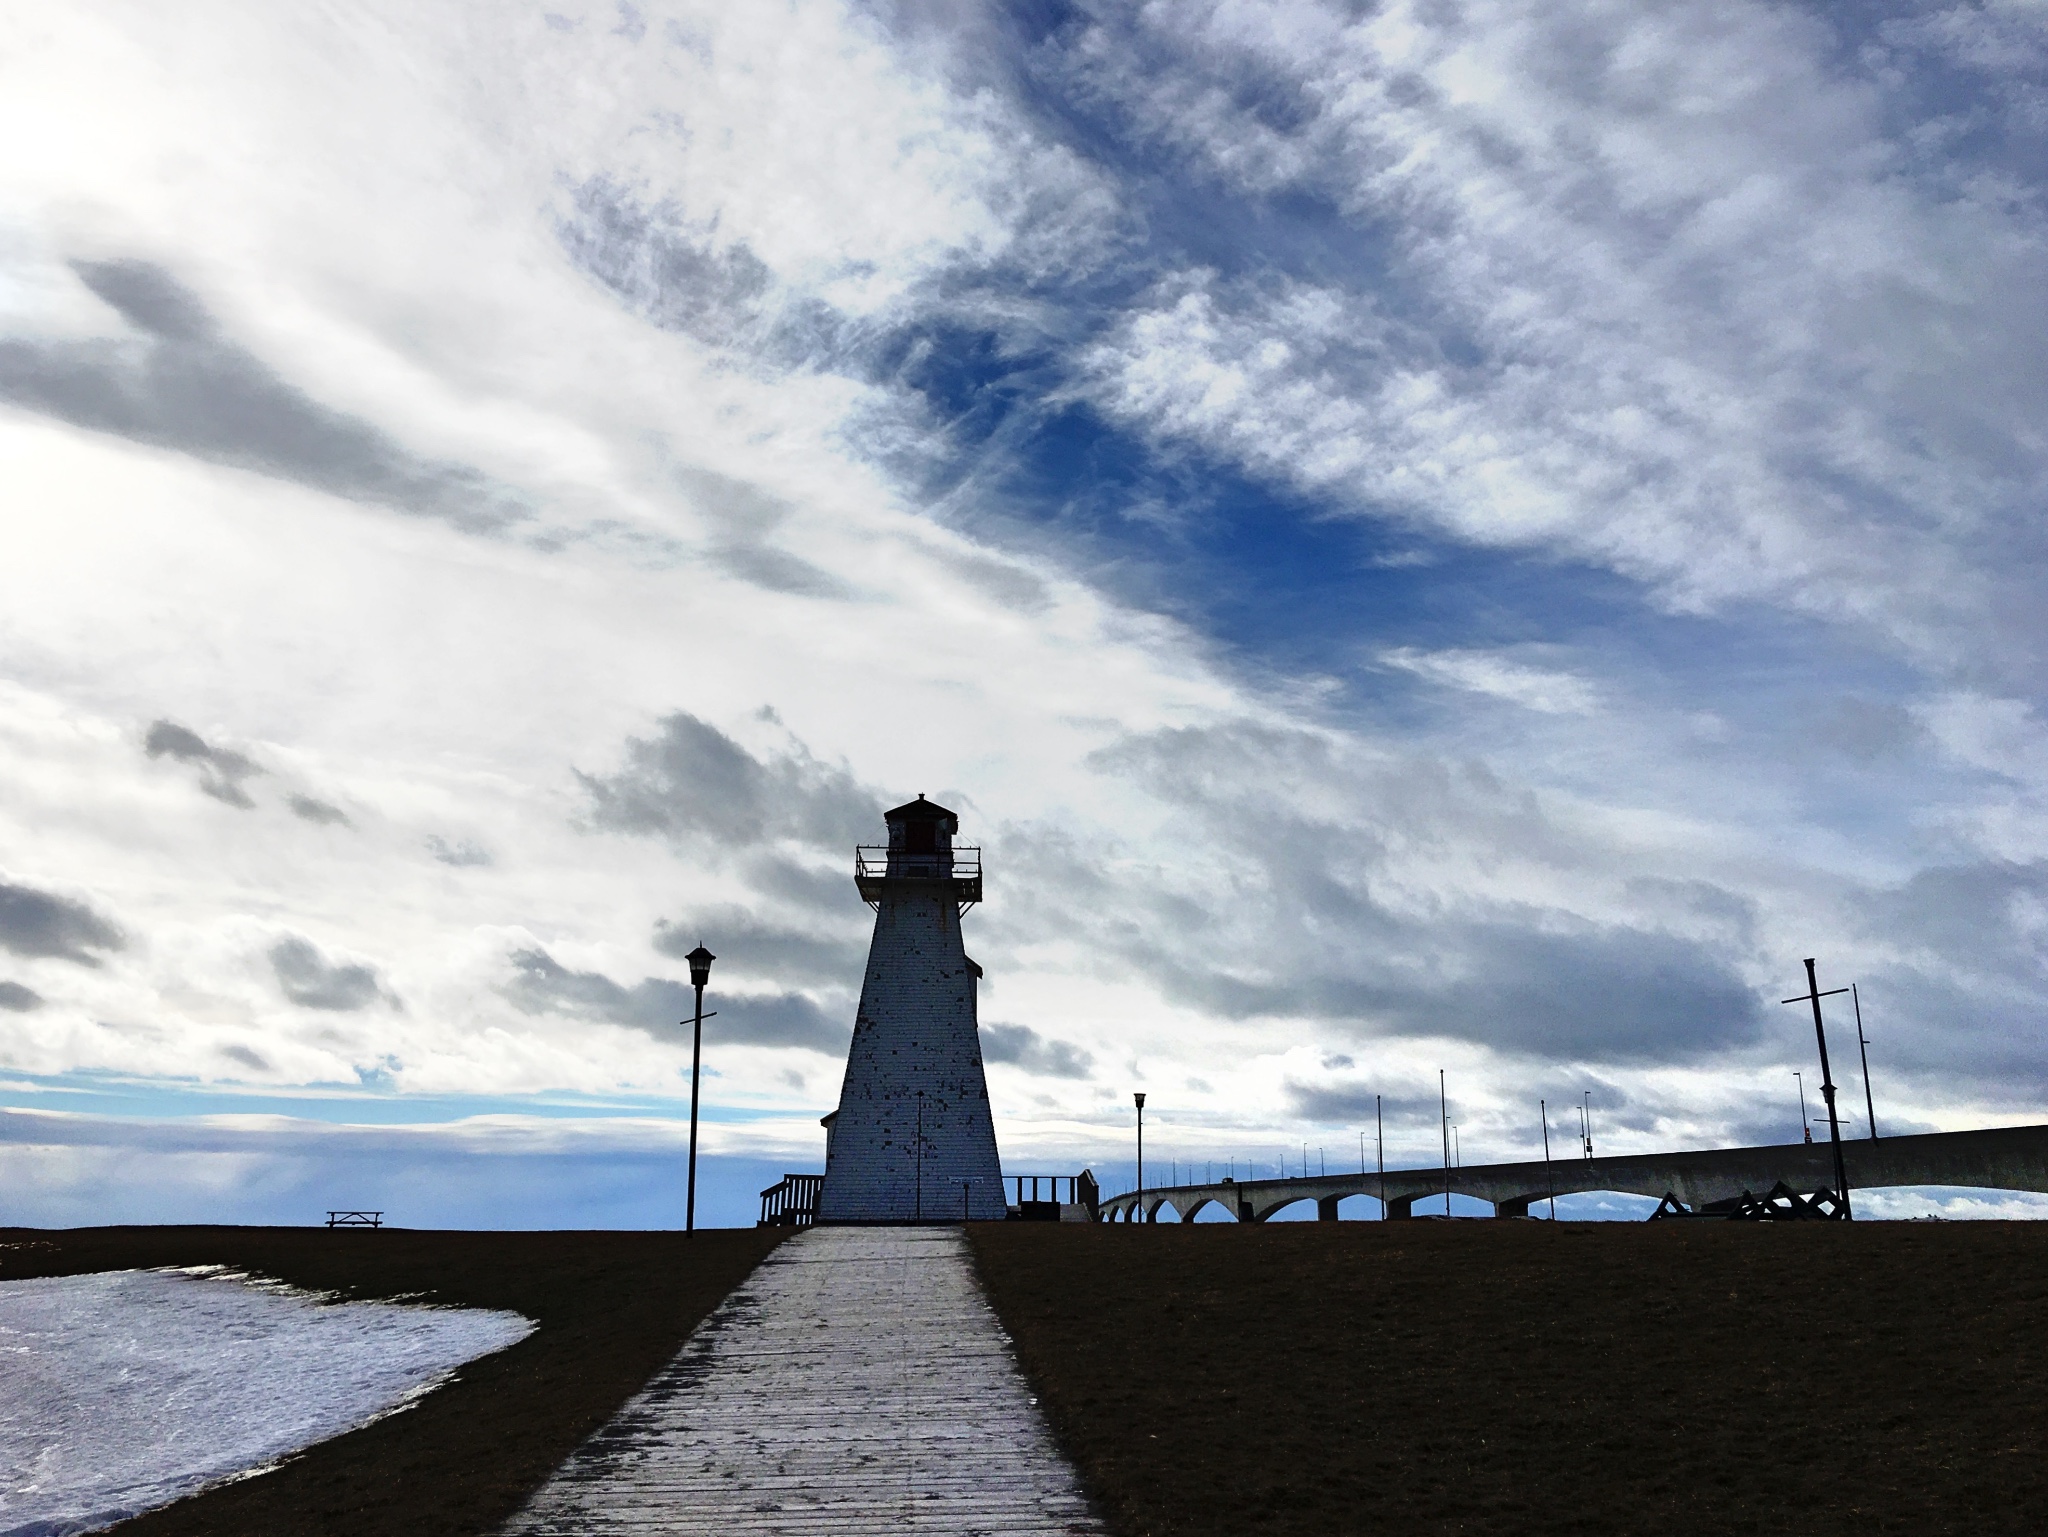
left=1440, top=1070, right=1450, bottom=1217
left=1853, top=984, right=1878, bottom=1140
left=683, top=945, right=715, bottom=1233
left=1375, top=1094, right=1385, bottom=1221
left=1541, top=1099, right=1556, bottom=1219
left=1134, top=1092, right=1146, bottom=1207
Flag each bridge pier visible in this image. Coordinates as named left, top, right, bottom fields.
left=1317, top=1196, right=1342, bottom=1222
left=1386, top=1194, right=1418, bottom=1219
left=1496, top=1196, right=1532, bottom=1218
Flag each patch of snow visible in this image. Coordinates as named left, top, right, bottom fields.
left=0, top=1267, right=532, bottom=1536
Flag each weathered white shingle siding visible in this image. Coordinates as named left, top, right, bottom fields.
left=818, top=881, right=1007, bottom=1222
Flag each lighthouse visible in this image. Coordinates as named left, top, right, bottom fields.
left=817, top=796, right=1007, bottom=1223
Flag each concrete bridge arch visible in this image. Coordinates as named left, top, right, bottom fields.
left=1093, top=1124, right=2048, bottom=1224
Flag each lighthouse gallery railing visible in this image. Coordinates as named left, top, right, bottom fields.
left=855, top=845, right=982, bottom=908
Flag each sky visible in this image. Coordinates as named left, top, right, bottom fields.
left=3, top=0, right=2047, bottom=1228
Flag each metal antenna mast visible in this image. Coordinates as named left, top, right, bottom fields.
left=1782, top=958, right=1854, bottom=1218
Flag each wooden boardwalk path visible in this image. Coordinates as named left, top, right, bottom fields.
left=503, top=1225, right=1102, bottom=1535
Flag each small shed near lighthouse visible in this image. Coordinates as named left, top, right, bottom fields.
left=817, top=796, right=1005, bottom=1222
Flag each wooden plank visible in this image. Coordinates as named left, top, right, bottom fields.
left=505, top=1226, right=1101, bottom=1536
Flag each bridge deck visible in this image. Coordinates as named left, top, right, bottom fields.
left=1099, top=1122, right=2048, bottom=1221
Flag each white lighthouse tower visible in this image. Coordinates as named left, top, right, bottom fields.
left=817, top=796, right=1007, bottom=1222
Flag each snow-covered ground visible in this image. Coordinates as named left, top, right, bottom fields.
left=0, top=1266, right=532, bottom=1536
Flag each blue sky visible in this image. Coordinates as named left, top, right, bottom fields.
left=2, top=0, right=2046, bottom=1227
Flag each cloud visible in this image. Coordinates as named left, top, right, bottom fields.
left=504, top=947, right=847, bottom=1054
left=0, top=982, right=43, bottom=1012
left=1379, top=648, right=1600, bottom=715
left=425, top=836, right=493, bottom=867
left=143, top=719, right=263, bottom=809
left=0, top=261, right=525, bottom=531
left=268, top=935, right=393, bottom=1012
left=0, top=881, right=125, bottom=968
left=1065, top=720, right=1767, bottom=1062
left=670, top=467, right=857, bottom=599
left=559, top=178, right=776, bottom=349
left=652, top=908, right=866, bottom=988
left=3, top=0, right=2046, bottom=1214
left=579, top=712, right=879, bottom=852
left=218, top=1043, right=271, bottom=1073
left=1846, top=860, right=2048, bottom=1087
left=981, top=1022, right=1094, bottom=1079
left=286, top=794, right=350, bottom=826
left=0, top=1105, right=818, bottom=1230
left=1013, top=2, right=2048, bottom=681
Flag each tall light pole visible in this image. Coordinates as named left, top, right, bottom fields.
left=683, top=945, right=716, bottom=1233
left=1781, top=958, right=1853, bottom=1218
left=1541, top=1100, right=1556, bottom=1219
left=1133, top=1092, right=1146, bottom=1207
left=1376, top=1094, right=1385, bottom=1220
left=1440, top=1070, right=1450, bottom=1217
left=1795, top=1070, right=1811, bottom=1143
left=1853, top=984, right=1878, bottom=1140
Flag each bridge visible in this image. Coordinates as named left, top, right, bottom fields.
left=1096, top=1123, right=2048, bottom=1221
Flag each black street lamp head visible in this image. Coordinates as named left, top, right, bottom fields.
left=685, top=945, right=715, bottom=988
left=1133, top=1091, right=1146, bottom=1111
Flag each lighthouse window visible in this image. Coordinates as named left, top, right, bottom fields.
left=905, top=820, right=936, bottom=853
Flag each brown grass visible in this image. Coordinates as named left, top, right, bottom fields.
left=968, top=1219, right=2048, bottom=1537
left=0, top=1224, right=783, bottom=1537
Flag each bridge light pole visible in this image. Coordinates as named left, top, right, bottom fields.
left=1133, top=1092, right=1146, bottom=1203
left=1795, top=1071, right=1812, bottom=1143
left=1541, top=1100, right=1556, bottom=1219
left=1854, top=984, right=1878, bottom=1140
left=1376, top=1095, right=1385, bottom=1220
left=1782, top=958, right=1854, bottom=1219
left=1440, top=1070, right=1451, bottom=1217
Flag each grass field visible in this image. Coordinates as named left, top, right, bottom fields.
left=0, top=1225, right=784, bottom=1537
left=12, top=1218, right=2046, bottom=1536
left=968, top=1219, right=2048, bottom=1537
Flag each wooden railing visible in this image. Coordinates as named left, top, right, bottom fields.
left=758, top=1174, right=823, bottom=1227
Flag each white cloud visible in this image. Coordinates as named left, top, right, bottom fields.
left=1379, top=647, right=1600, bottom=714
left=1062, top=0, right=2048, bottom=678
left=0, top=1, right=2043, bottom=1216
